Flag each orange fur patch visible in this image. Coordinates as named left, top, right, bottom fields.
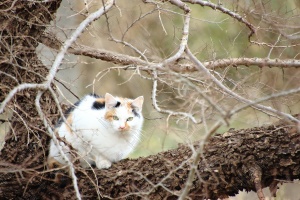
left=123, top=122, right=130, bottom=131
left=65, top=113, right=73, bottom=134
left=95, top=98, right=105, bottom=104
left=126, top=102, right=132, bottom=111
left=104, top=110, right=116, bottom=121
left=47, top=156, right=70, bottom=184
left=118, top=97, right=125, bottom=102
left=47, top=156, right=63, bottom=169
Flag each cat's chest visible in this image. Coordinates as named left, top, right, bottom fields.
left=71, top=125, right=132, bottom=159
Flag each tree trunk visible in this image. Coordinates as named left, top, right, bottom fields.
left=1, top=1, right=300, bottom=199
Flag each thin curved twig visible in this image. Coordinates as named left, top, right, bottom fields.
left=182, top=0, right=255, bottom=39
left=185, top=47, right=300, bottom=123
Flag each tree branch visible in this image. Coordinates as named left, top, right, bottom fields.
left=39, top=32, right=148, bottom=66
left=39, top=34, right=300, bottom=71
left=171, top=57, right=300, bottom=71
left=1, top=114, right=300, bottom=199
left=182, top=0, right=255, bottom=39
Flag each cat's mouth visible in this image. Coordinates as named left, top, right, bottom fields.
left=118, top=129, right=129, bottom=133
left=118, top=126, right=129, bottom=132
left=117, top=128, right=131, bottom=135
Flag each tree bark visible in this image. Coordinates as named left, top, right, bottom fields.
left=1, top=1, right=300, bottom=199
left=1, top=114, right=300, bottom=199
left=0, top=0, right=62, bottom=198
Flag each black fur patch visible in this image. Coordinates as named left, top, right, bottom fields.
left=114, top=101, right=121, bottom=108
left=56, top=99, right=81, bottom=128
left=132, top=108, right=140, bottom=118
left=92, top=101, right=105, bottom=110
left=89, top=93, right=101, bottom=98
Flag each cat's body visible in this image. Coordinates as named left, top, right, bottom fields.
left=48, top=93, right=144, bottom=169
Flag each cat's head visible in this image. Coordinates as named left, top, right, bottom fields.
left=104, top=93, right=144, bottom=132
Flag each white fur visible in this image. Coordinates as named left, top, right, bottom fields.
left=48, top=94, right=143, bottom=169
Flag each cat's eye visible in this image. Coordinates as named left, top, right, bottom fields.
left=113, top=116, right=119, bottom=120
left=127, top=117, right=133, bottom=121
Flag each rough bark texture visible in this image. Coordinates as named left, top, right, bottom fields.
left=1, top=1, right=300, bottom=199
left=0, top=0, right=62, bottom=198
left=1, top=115, right=300, bottom=199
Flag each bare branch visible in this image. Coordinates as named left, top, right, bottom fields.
left=0, top=83, right=46, bottom=114
left=182, top=0, right=255, bottom=39
left=35, top=91, right=81, bottom=199
left=39, top=33, right=148, bottom=66
left=170, top=57, right=300, bottom=72
left=185, top=48, right=300, bottom=123
left=39, top=34, right=300, bottom=71
left=151, top=70, right=199, bottom=123
left=179, top=120, right=223, bottom=200
left=47, top=0, right=115, bottom=86
left=159, top=0, right=190, bottom=67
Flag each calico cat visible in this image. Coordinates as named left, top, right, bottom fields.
left=47, top=93, right=144, bottom=169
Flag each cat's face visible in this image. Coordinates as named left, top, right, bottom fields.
left=104, top=93, right=144, bottom=133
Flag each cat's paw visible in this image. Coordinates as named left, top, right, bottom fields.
left=96, top=159, right=112, bottom=169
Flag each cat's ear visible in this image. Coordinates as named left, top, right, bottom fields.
left=105, top=93, right=118, bottom=109
left=131, top=96, right=144, bottom=112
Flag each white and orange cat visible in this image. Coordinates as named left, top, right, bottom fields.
left=48, top=93, right=144, bottom=169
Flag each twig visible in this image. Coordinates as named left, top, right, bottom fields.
left=231, top=86, right=300, bottom=115
left=34, top=91, right=81, bottom=200
left=104, top=7, right=150, bottom=62
left=185, top=47, right=300, bottom=123
left=46, top=0, right=115, bottom=86
left=178, top=120, right=223, bottom=200
left=158, top=0, right=190, bottom=67
left=182, top=0, right=255, bottom=39
left=54, top=77, right=79, bottom=100
left=0, top=83, right=46, bottom=114
left=149, top=1, right=197, bottom=122
left=40, top=33, right=148, bottom=66
left=151, top=70, right=198, bottom=123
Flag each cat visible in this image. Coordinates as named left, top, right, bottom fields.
left=47, top=93, right=144, bottom=169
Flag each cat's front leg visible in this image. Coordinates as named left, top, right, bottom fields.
left=95, top=155, right=112, bottom=169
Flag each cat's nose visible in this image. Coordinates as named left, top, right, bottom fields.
left=119, top=126, right=126, bottom=130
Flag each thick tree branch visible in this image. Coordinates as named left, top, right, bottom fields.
left=39, top=33, right=148, bottom=66
left=1, top=114, right=300, bottom=199
left=39, top=34, right=300, bottom=71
